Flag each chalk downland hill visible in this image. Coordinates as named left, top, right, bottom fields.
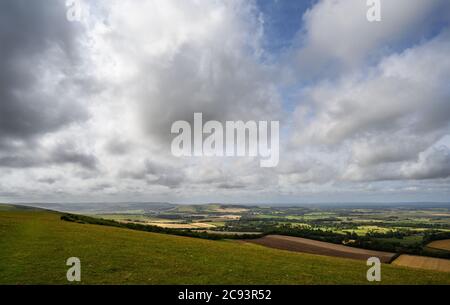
left=0, top=206, right=449, bottom=285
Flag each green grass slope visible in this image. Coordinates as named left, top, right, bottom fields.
left=0, top=209, right=449, bottom=285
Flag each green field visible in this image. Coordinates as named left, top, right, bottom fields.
left=1, top=208, right=449, bottom=285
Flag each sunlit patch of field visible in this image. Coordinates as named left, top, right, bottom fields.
left=393, top=227, right=428, bottom=232
left=215, top=214, right=241, bottom=220
left=207, top=222, right=226, bottom=227
left=302, top=212, right=336, bottom=220
left=427, top=239, right=450, bottom=252
left=120, top=220, right=217, bottom=229
left=392, top=255, right=450, bottom=273
left=337, top=226, right=392, bottom=236
left=200, top=230, right=262, bottom=236
left=351, top=219, right=384, bottom=223
left=282, top=222, right=311, bottom=228
left=212, top=208, right=248, bottom=213
left=254, top=214, right=284, bottom=219
left=285, top=215, right=305, bottom=221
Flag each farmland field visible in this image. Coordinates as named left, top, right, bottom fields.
left=246, top=235, right=396, bottom=263
left=78, top=203, right=450, bottom=237
left=120, top=220, right=216, bottom=229
left=427, top=240, right=450, bottom=252
left=1, top=208, right=450, bottom=284
left=20, top=202, right=450, bottom=261
left=392, top=255, right=450, bottom=273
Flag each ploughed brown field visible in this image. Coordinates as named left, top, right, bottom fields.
left=247, top=235, right=396, bottom=263
left=392, top=255, right=450, bottom=273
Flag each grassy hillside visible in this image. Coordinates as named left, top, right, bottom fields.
left=0, top=208, right=449, bottom=284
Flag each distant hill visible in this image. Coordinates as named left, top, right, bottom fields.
left=0, top=204, right=49, bottom=212
left=8, top=201, right=450, bottom=214
left=11, top=202, right=177, bottom=214
left=1, top=204, right=449, bottom=284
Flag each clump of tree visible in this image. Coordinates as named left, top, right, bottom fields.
left=265, top=224, right=350, bottom=244
left=423, top=231, right=450, bottom=244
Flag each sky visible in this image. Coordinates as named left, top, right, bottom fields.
left=0, top=0, right=450, bottom=204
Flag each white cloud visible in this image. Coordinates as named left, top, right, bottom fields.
left=291, top=30, right=450, bottom=184
left=289, top=0, right=450, bottom=78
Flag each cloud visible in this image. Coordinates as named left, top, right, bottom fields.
left=350, top=135, right=434, bottom=166
left=0, top=0, right=91, bottom=149
left=0, top=141, right=98, bottom=170
left=288, top=29, right=450, bottom=185
left=0, top=0, right=449, bottom=203
left=292, top=30, right=450, bottom=147
left=343, top=146, right=450, bottom=182
left=50, top=142, right=98, bottom=170
left=402, top=147, right=450, bottom=180
left=287, top=0, right=450, bottom=79
left=89, top=0, right=281, bottom=148
left=119, top=159, right=185, bottom=189
left=104, top=138, right=131, bottom=156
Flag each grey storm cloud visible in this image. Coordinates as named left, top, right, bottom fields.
left=119, top=160, right=184, bottom=189
left=104, top=138, right=131, bottom=156
left=0, top=141, right=98, bottom=170
left=0, top=0, right=88, bottom=148
left=342, top=147, right=450, bottom=182
left=37, top=177, right=58, bottom=185
left=50, top=143, right=98, bottom=170
left=403, top=148, right=450, bottom=181
left=0, top=155, right=40, bottom=169
left=217, top=182, right=246, bottom=190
